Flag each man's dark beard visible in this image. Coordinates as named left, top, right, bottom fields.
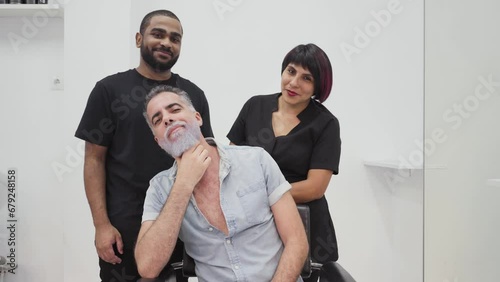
left=141, top=44, right=179, bottom=73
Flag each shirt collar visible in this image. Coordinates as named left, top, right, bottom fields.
left=206, top=137, right=231, bottom=178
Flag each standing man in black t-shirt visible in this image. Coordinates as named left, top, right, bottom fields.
left=75, top=10, right=213, bottom=282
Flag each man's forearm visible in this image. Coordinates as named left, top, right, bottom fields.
left=84, top=156, right=110, bottom=227
left=270, top=192, right=310, bottom=281
left=272, top=238, right=309, bottom=282
left=135, top=183, right=193, bottom=278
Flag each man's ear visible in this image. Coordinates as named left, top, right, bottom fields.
left=135, top=32, right=142, bottom=48
left=195, top=112, right=203, bottom=127
left=154, top=136, right=159, bottom=144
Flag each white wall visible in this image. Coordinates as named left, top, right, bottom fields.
left=1, top=0, right=424, bottom=281
left=0, top=15, right=64, bottom=282
left=425, top=0, right=500, bottom=282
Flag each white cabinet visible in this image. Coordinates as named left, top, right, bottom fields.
left=0, top=1, right=62, bottom=18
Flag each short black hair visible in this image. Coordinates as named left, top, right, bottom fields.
left=139, top=10, right=181, bottom=35
left=281, top=44, right=333, bottom=103
left=143, top=85, right=195, bottom=129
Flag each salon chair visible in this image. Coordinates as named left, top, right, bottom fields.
left=138, top=205, right=356, bottom=282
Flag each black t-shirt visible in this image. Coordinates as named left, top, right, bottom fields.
left=227, top=93, right=341, bottom=262
left=75, top=69, right=213, bottom=246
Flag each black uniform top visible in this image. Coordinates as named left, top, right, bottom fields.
left=227, top=93, right=341, bottom=262
left=75, top=69, right=213, bottom=246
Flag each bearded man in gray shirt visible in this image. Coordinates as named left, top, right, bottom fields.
left=135, top=85, right=308, bottom=282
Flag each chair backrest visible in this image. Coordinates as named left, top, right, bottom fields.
left=181, top=248, right=195, bottom=277
left=297, top=204, right=312, bottom=278
left=182, top=204, right=313, bottom=278
left=319, top=261, right=357, bottom=282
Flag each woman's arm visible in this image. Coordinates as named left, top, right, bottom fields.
left=290, top=169, right=333, bottom=203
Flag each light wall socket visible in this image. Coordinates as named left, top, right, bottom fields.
left=51, top=76, right=64, bottom=91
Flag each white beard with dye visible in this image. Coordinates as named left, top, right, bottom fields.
left=158, top=120, right=201, bottom=158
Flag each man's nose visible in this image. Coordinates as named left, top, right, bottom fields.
left=163, top=115, right=174, bottom=125
left=160, top=38, right=172, bottom=48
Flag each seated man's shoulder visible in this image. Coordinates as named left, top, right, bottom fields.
left=225, top=143, right=264, bottom=153
left=224, top=144, right=268, bottom=162
left=149, top=166, right=177, bottom=186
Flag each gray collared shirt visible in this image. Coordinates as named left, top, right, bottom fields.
left=142, top=138, right=303, bottom=282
